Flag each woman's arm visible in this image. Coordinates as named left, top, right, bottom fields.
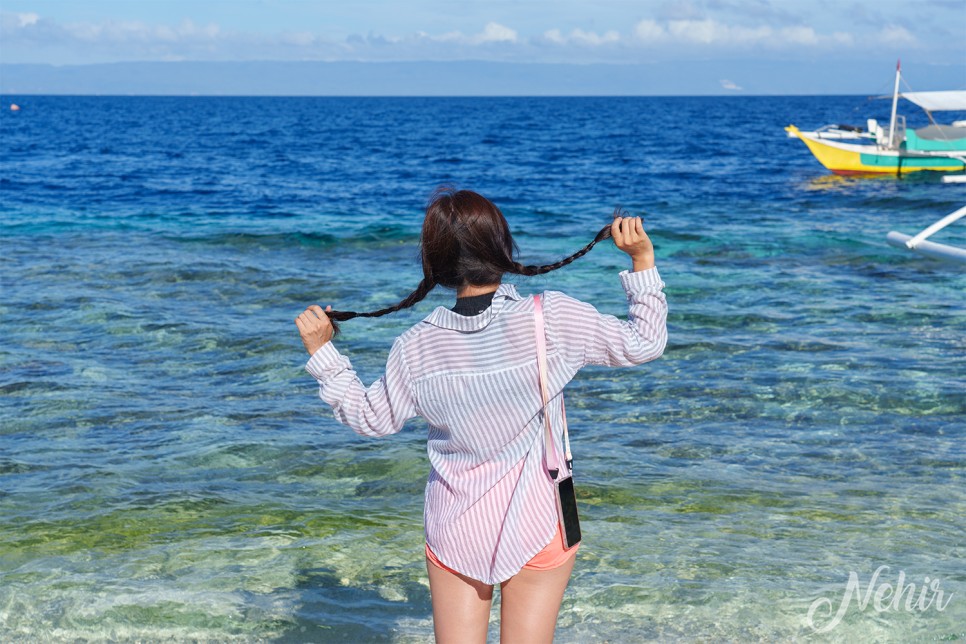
left=297, top=306, right=417, bottom=437
left=546, top=216, right=668, bottom=368
left=545, top=269, right=667, bottom=368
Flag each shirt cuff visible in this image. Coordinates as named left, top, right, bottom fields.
left=305, top=342, right=342, bottom=381
left=619, top=266, right=664, bottom=291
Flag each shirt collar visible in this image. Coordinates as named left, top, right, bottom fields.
left=423, top=283, right=523, bottom=331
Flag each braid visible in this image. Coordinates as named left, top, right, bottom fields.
left=510, top=210, right=620, bottom=276
left=324, top=206, right=627, bottom=333
left=326, top=278, right=435, bottom=336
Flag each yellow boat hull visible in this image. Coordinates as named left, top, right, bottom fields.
left=785, top=125, right=966, bottom=175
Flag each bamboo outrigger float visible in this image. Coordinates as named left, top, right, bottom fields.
left=887, top=205, right=966, bottom=264
left=786, top=62, right=966, bottom=176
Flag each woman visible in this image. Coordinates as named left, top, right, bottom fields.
left=295, top=189, right=667, bottom=643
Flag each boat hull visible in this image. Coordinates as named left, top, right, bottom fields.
left=785, top=125, right=966, bottom=175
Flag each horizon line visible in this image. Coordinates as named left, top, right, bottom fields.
left=1, top=92, right=880, bottom=98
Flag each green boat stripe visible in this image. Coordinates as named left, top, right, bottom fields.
left=858, top=153, right=966, bottom=169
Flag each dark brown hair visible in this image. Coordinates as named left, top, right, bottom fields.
left=326, top=188, right=617, bottom=333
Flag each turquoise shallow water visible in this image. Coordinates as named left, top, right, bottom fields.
left=1, top=95, right=964, bottom=641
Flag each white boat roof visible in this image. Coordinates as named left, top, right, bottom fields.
left=901, top=91, right=966, bottom=111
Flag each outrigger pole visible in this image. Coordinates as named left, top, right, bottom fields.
left=887, top=205, right=966, bottom=264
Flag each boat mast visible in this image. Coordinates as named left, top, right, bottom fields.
left=888, top=59, right=901, bottom=148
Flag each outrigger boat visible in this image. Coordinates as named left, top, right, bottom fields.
left=786, top=62, right=966, bottom=175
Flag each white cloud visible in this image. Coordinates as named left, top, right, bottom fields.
left=666, top=19, right=777, bottom=45
left=17, top=12, right=38, bottom=27
left=780, top=26, right=818, bottom=46
left=543, top=28, right=566, bottom=44
left=635, top=18, right=771, bottom=45
left=832, top=31, right=854, bottom=46
left=878, top=24, right=917, bottom=46
left=57, top=17, right=222, bottom=45
left=432, top=29, right=463, bottom=43
left=632, top=17, right=857, bottom=49
left=542, top=27, right=619, bottom=46
left=667, top=19, right=714, bottom=44
left=476, top=22, right=517, bottom=44
left=720, top=79, right=743, bottom=91
left=570, top=28, right=620, bottom=45
left=0, top=8, right=944, bottom=68
left=634, top=20, right=666, bottom=41
left=425, top=22, right=517, bottom=45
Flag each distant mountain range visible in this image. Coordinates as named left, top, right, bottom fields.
left=2, top=60, right=964, bottom=96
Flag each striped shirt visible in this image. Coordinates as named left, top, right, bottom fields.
left=305, top=267, right=668, bottom=584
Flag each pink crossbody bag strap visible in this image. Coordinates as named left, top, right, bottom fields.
left=533, top=294, right=572, bottom=479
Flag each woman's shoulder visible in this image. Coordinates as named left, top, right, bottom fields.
left=527, top=290, right=601, bottom=337
left=539, top=289, right=598, bottom=313
left=502, top=288, right=581, bottom=311
left=397, top=318, right=436, bottom=344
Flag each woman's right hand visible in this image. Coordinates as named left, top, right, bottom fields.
left=612, top=216, right=655, bottom=271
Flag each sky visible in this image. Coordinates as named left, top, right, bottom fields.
left=1, top=0, right=964, bottom=94
left=2, top=0, right=964, bottom=66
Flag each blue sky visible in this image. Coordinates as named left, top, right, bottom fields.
left=1, top=1, right=963, bottom=95
left=2, top=0, right=964, bottom=67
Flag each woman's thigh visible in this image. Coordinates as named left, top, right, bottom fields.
left=498, top=554, right=576, bottom=644
left=426, top=557, right=494, bottom=644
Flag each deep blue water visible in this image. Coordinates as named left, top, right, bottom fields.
left=1, top=95, right=964, bottom=642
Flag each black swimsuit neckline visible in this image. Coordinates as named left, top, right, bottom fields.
left=451, top=291, right=497, bottom=316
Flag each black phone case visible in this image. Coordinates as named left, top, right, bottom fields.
left=555, top=475, right=582, bottom=549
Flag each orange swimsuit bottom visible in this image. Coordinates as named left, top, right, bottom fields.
left=425, top=522, right=579, bottom=576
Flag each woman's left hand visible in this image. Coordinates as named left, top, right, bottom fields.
left=295, top=305, right=334, bottom=356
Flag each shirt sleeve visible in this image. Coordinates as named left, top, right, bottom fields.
left=544, top=266, right=668, bottom=369
left=304, top=338, right=417, bottom=437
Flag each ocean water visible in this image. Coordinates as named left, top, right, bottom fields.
left=1, top=95, right=964, bottom=643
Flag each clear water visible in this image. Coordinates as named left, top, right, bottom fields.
left=1, top=95, right=964, bottom=642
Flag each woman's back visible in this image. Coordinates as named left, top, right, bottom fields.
left=306, top=269, right=666, bottom=583
left=295, top=188, right=667, bottom=641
